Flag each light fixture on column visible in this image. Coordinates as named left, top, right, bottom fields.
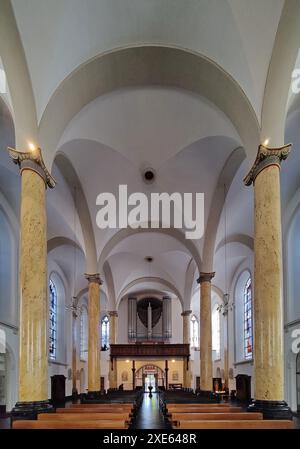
left=217, top=184, right=234, bottom=316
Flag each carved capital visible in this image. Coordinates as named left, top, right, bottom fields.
left=197, top=272, right=215, bottom=284
left=244, top=143, right=292, bottom=186
left=7, top=146, right=56, bottom=189
left=85, top=273, right=102, bottom=285
left=108, top=310, right=118, bottom=317
left=181, top=310, right=192, bottom=317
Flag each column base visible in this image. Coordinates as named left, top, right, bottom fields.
left=247, top=400, right=293, bottom=420
left=11, top=400, right=53, bottom=423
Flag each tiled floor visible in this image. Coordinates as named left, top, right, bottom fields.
left=133, top=393, right=170, bottom=429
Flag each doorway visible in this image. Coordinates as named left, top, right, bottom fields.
left=144, top=374, right=156, bottom=392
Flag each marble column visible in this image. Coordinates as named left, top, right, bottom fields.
left=85, top=273, right=102, bottom=399
left=181, top=310, right=192, bottom=388
left=197, top=272, right=215, bottom=395
left=7, top=146, right=55, bottom=420
left=244, top=143, right=292, bottom=419
left=108, top=311, right=118, bottom=389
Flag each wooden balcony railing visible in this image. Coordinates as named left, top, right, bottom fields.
left=110, top=343, right=190, bottom=358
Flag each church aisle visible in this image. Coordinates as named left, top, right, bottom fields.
left=132, top=393, right=171, bottom=429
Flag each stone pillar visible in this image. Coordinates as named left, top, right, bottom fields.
left=181, top=310, right=192, bottom=388
left=7, top=146, right=55, bottom=420
left=244, top=143, right=292, bottom=419
left=85, top=273, right=102, bottom=399
left=197, top=272, right=215, bottom=395
left=108, top=311, right=118, bottom=389
left=132, top=360, right=136, bottom=390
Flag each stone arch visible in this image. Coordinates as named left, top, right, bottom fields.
left=117, top=276, right=183, bottom=309
left=261, top=0, right=300, bottom=146
left=38, top=45, right=260, bottom=169
left=98, top=227, right=202, bottom=274
left=53, top=152, right=97, bottom=273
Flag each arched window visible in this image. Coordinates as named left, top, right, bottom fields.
left=101, top=315, right=109, bottom=350
left=80, top=307, right=88, bottom=361
left=212, top=306, right=220, bottom=358
left=244, top=277, right=253, bottom=360
left=190, top=315, right=199, bottom=348
left=49, top=278, right=57, bottom=360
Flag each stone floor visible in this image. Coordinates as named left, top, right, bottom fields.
left=132, top=393, right=171, bottom=429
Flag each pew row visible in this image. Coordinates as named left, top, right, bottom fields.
left=70, top=403, right=132, bottom=410
left=176, top=420, right=294, bottom=429
left=56, top=407, right=131, bottom=414
left=171, top=412, right=263, bottom=423
left=12, top=420, right=128, bottom=429
left=167, top=406, right=242, bottom=414
left=38, top=412, right=130, bottom=422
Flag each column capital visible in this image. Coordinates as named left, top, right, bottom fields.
left=108, top=310, right=118, bottom=317
left=7, top=146, right=56, bottom=189
left=244, top=143, right=292, bottom=186
left=197, top=272, right=215, bottom=284
left=181, top=310, right=192, bottom=317
left=85, top=273, right=102, bottom=284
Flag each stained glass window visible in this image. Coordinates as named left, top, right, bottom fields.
left=244, top=277, right=253, bottom=359
left=101, top=315, right=109, bottom=350
left=190, top=315, right=199, bottom=348
left=49, top=279, right=57, bottom=360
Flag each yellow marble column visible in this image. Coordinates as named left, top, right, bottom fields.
left=7, top=146, right=55, bottom=418
left=85, top=273, right=102, bottom=397
left=244, top=143, right=292, bottom=419
left=197, top=272, right=215, bottom=394
left=181, top=310, right=192, bottom=388
left=108, top=310, right=118, bottom=389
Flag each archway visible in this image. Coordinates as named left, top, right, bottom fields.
left=135, top=364, right=165, bottom=392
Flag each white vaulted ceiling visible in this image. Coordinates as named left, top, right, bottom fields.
left=1, top=0, right=300, bottom=310
left=11, top=0, right=283, bottom=121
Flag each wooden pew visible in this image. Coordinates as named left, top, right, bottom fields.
left=56, top=407, right=128, bottom=414
left=167, top=406, right=242, bottom=414
left=176, top=420, right=294, bottom=429
left=167, top=403, right=229, bottom=407
left=13, top=420, right=128, bottom=429
left=38, top=412, right=130, bottom=422
left=70, top=403, right=132, bottom=410
left=171, top=412, right=263, bottom=424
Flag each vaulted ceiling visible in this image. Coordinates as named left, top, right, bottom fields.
left=1, top=0, right=300, bottom=310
